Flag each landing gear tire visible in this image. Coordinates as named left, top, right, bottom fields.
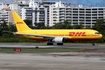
left=47, top=43, right=53, bottom=45
left=92, top=41, right=95, bottom=46
left=57, top=43, right=63, bottom=45
left=92, top=43, right=95, bottom=46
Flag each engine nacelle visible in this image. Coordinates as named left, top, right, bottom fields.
left=52, top=37, right=64, bottom=43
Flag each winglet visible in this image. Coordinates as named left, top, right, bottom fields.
left=12, top=12, right=31, bottom=32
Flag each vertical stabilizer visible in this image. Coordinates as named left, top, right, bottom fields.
left=12, top=12, right=31, bottom=32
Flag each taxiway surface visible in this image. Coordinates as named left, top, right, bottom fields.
left=0, top=53, right=105, bottom=70
left=0, top=43, right=105, bottom=70
left=0, top=43, right=105, bottom=49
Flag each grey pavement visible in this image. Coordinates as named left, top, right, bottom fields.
left=0, top=43, right=105, bottom=49
left=0, top=53, right=105, bottom=70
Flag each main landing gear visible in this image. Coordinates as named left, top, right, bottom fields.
left=57, top=43, right=63, bottom=45
left=47, top=39, right=64, bottom=45
left=47, top=42, right=53, bottom=45
left=92, top=41, right=95, bottom=46
left=47, top=40, right=63, bottom=45
left=47, top=40, right=54, bottom=45
left=47, top=42, right=63, bottom=45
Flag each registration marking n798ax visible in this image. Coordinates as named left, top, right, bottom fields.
left=69, top=32, right=86, bottom=36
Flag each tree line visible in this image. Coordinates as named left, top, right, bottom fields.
left=0, top=19, right=105, bottom=43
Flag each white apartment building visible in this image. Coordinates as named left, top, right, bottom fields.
left=0, top=3, right=11, bottom=23
left=21, top=0, right=105, bottom=27
left=49, top=1, right=105, bottom=27
left=21, top=0, right=56, bottom=26
left=21, top=0, right=48, bottom=26
left=0, top=0, right=29, bottom=24
left=21, top=7, right=47, bottom=26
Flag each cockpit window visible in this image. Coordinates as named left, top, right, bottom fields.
left=95, top=32, right=100, bottom=34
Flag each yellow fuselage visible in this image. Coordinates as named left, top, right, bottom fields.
left=16, top=29, right=102, bottom=41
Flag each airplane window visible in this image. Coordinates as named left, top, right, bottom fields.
left=95, top=32, right=100, bottom=34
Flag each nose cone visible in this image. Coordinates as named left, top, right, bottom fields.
left=99, top=34, right=103, bottom=38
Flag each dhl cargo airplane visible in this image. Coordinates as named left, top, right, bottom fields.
left=10, top=12, right=102, bottom=46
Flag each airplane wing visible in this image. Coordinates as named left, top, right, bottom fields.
left=2, top=31, right=69, bottom=39
left=15, top=32, right=69, bottom=39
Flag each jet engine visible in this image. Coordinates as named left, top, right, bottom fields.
left=52, top=37, right=65, bottom=43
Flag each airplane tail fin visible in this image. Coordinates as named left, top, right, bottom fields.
left=12, top=12, right=31, bottom=32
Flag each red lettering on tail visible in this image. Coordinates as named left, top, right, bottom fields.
left=17, top=22, right=23, bottom=24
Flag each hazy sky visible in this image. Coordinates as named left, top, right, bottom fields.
left=53, top=0, right=105, bottom=6
left=1, top=0, right=105, bottom=6
left=68, top=0, right=105, bottom=6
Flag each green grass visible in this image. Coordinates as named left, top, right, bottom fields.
left=0, top=48, right=82, bottom=53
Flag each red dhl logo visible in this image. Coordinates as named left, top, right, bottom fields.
left=17, top=22, right=23, bottom=24
left=69, top=32, right=86, bottom=36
